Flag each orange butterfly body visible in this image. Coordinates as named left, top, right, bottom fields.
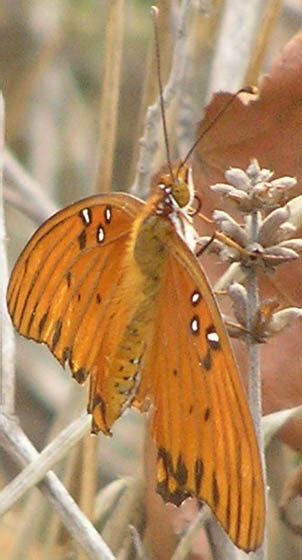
left=7, top=164, right=265, bottom=551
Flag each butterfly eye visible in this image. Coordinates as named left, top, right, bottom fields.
left=171, top=181, right=190, bottom=208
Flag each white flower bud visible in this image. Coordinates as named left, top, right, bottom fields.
left=225, top=168, right=251, bottom=190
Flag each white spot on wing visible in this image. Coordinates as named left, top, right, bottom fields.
left=131, top=357, right=140, bottom=365
left=97, top=226, right=105, bottom=243
left=191, top=291, right=201, bottom=305
left=191, top=316, right=200, bottom=334
left=207, top=330, right=220, bottom=344
left=81, top=208, right=91, bottom=225
left=105, top=206, right=112, bottom=223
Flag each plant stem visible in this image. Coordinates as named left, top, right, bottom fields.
left=246, top=210, right=267, bottom=560
left=0, top=95, right=16, bottom=416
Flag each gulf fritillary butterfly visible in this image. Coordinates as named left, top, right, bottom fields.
left=6, top=163, right=265, bottom=551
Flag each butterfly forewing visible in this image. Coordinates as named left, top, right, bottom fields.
left=7, top=193, right=143, bottom=378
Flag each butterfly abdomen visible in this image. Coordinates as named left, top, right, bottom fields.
left=132, top=210, right=172, bottom=278
left=89, top=210, right=175, bottom=430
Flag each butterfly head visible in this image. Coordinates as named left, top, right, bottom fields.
left=157, top=164, right=195, bottom=215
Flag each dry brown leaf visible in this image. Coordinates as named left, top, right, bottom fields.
left=192, top=31, right=302, bottom=449
left=194, top=31, right=302, bottom=201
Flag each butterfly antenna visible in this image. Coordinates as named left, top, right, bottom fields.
left=151, top=5, right=175, bottom=182
left=178, top=86, right=257, bottom=173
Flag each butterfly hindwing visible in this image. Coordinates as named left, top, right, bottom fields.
left=141, top=237, right=265, bottom=552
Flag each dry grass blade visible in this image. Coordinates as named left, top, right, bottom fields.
left=244, top=0, right=283, bottom=84
left=95, top=0, right=125, bottom=194
left=78, top=435, right=98, bottom=560
left=6, top=35, right=63, bottom=144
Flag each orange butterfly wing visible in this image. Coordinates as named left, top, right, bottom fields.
left=7, top=193, right=143, bottom=388
left=7, top=185, right=264, bottom=551
left=134, top=235, right=265, bottom=552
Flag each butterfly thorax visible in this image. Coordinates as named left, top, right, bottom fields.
left=132, top=164, right=197, bottom=280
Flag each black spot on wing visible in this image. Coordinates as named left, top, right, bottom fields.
left=66, top=271, right=72, bottom=287
left=212, top=473, right=220, bottom=508
left=89, top=394, right=111, bottom=435
left=226, top=483, right=232, bottom=532
left=204, top=407, right=211, bottom=421
left=51, top=319, right=62, bottom=350
left=195, top=458, right=204, bottom=495
left=202, top=349, right=212, bottom=371
left=78, top=229, right=87, bottom=250
left=96, top=293, right=101, bottom=304
left=63, top=346, right=72, bottom=364
left=176, top=455, right=188, bottom=486
left=73, top=368, right=89, bottom=384
left=158, top=448, right=174, bottom=476
left=38, top=311, right=49, bottom=336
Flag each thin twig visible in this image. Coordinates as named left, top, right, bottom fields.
left=4, top=148, right=58, bottom=219
left=171, top=507, right=211, bottom=560
left=42, top=444, right=81, bottom=560
left=0, top=413, right=114, bottom=560
left=3, top=184, right=50, bottom=224
left=40, top=442, right=81, bottom=560
left=0, top=413, right=91, bottom=516
left=131, top=0, right=192, bottom=197
left=0, top=95, right=16, bottom=415
left=95, top=0, right=124, bottom=194
left=127, top=1, right=173, bottom=187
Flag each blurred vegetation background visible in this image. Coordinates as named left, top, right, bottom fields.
left=1, top=1, right=302, bottom=559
